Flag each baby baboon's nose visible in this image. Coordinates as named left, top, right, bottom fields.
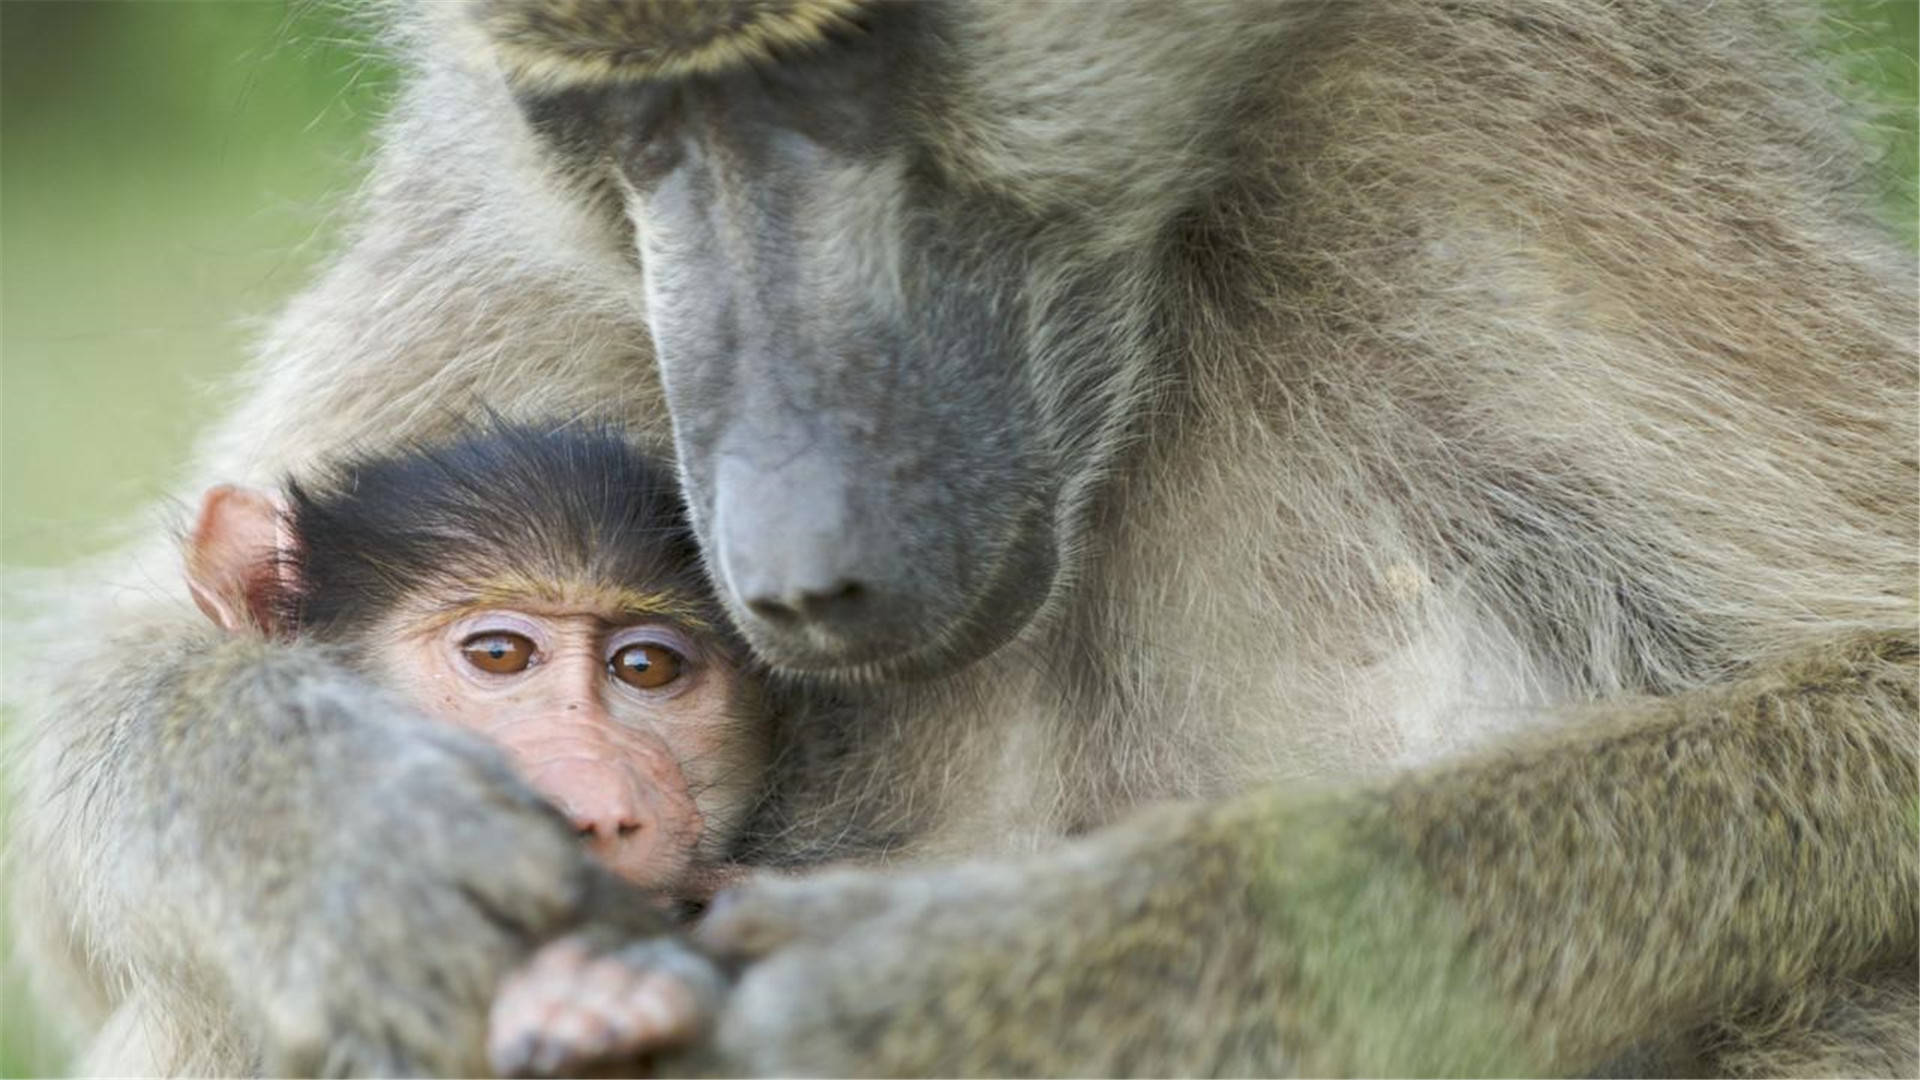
left=547, top=764, right=645, bottom=842
left=572, top=811, right=640, bottom=840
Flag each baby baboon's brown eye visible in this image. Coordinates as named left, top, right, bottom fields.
left=610, top=642, right=684, bottom=690
left=461, top=632, right=535, bottom=674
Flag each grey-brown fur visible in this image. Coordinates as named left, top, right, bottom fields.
left=7, top=0, right=1915, bottom=1075
left=470, top=0, right=870, bottom=90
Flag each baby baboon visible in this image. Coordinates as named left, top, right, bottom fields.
left=183, top=423, right=766, bottom=899
left=184, top=424, right=759, bottom=1071
left=9, top=1, right=1915, bottom=1076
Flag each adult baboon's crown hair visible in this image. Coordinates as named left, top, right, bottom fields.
left=471, top=0, right=874, bottom=91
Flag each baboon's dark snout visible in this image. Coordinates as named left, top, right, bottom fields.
left=712, top=450, right=930, bottom=667
left=744, top=577, right=867, bottom=627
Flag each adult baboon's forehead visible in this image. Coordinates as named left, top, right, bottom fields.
left=469, top=0, right=876, bottom=93
left=466, top=0, right=1278, bottom=238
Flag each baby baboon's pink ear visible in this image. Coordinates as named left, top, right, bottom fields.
left=186, top=485, right=292, bottom=635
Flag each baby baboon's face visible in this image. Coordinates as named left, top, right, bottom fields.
left=376, top=594, right=762, bottom=895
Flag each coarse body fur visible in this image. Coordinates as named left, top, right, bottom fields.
left=7, top=0, right=1916, bottom=1075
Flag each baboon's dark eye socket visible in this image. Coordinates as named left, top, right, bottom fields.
left=460, top=632, right=535, bottom=674
left=609, top=642, right=684, bottom=690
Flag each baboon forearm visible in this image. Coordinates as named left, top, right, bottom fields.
left=1395, top=631, right=1919, bottom=1062
left=32, top=630, right=418, bottom=970
left=1202, top=631, right=1919, bottom=1073
left=19, top=625, right=617, bottom=1075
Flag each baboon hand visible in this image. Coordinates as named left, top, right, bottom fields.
left=246, top=721, right=601, bottom=1077
left=488, top=931, right=727, bottom=1078
left=630, top=834, right=1225, bottom=1078
left=679, top=860, right=1149, bottom=1076
left=476, top=859, right=1047, bottom=1077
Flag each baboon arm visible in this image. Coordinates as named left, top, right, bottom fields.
left=10, top=621, right=596, bottom=1074
left=686, top=631, right=1918, bottom=1076
left=12, top=623, right=335, bottom=986
left=1376, top=631, right=1917, bottom=1070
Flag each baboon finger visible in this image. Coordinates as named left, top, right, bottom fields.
left=490, top=968, right=580, bottom=1078
left=491, top=935, right=723, bottom=1077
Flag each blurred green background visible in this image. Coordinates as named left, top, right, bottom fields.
left=0, top=2, right=1912, bottom=1075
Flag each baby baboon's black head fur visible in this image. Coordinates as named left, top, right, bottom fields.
left=285, top=423, right=726, bottom=644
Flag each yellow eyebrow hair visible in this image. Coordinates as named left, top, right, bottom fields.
left=436, top=572, right=716, bottom=632
left=475, top=0, right=872, bottom=94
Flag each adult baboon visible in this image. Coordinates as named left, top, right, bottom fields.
left=10, top=0, right=1916, bottom=1076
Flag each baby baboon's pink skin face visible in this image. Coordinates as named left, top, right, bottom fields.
left=376, top=600, right=760, bottom=894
